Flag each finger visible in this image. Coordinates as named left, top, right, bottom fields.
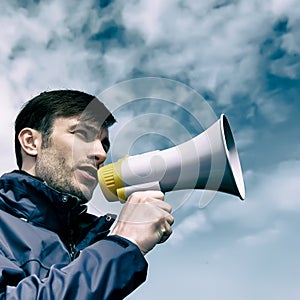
left=158, top=223, right=173, bottom=244
left=145, top=197, right=172, bottom=213
left=165, top=213, right=175, bottom=226
left=128, top=190, right=165, bottom=202
left=118, top=199, right=171, bottom=225
left=142, top=190, right=164, bottom=200
left=127, top=192, right=171, bottom=213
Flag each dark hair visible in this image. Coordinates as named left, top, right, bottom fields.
left=15, top=89, right=116, bottom=169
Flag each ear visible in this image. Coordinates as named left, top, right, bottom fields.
left=18, top=128, right=42, bottom=157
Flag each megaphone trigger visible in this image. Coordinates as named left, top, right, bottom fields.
left=117, top=181, right=161, bottom=201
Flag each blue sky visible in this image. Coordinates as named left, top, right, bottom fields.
left=1, top=0, right=300, bottom=299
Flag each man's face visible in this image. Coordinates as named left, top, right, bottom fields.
left=35, top=116, right=109, bottom=203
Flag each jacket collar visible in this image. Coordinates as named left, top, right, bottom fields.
left=0, top=170, right=93, bottom=243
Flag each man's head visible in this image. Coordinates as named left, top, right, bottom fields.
left=15, top=90, right=116, bottom=202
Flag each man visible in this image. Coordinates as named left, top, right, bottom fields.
left=0, top=90, right=174, bottom=299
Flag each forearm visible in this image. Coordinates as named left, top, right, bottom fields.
left=1, top=236, right=147, bottom=300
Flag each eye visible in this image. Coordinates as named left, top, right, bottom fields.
left=73, top=129, right=89, bottom=140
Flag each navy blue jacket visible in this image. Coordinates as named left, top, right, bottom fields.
left=0, top=171, right=147, bottom=299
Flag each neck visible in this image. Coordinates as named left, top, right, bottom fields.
left=21, top=159, right=37, bottom=177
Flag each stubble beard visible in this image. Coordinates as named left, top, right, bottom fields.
left=35, top=146, right=93, bottom=203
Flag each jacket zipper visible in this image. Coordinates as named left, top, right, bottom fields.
left=67, top=212, right=76, bottom=260
left=69, top=234, right=76, bottom=260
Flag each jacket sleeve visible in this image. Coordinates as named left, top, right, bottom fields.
left=0, top=235, right=148, bottom=300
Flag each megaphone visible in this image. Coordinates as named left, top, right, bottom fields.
left=98, top=114, right=245, bottom=202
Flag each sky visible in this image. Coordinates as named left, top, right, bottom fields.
left=1, top=0, right=300, bottom=299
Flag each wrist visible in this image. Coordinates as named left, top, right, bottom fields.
left=109, top=233, right=146, bottom=256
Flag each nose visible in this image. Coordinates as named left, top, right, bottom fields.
left=90, top=140, right=107, bottom=169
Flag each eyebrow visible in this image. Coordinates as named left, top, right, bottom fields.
left=70, top=121, right=99, bottom=135
left=80, top=123, right=99, bottom=136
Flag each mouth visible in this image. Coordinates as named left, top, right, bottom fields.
left=77, top=165, right=98, bottom=182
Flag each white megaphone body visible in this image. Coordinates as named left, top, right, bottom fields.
left=98, top=114, right=245, bottom=202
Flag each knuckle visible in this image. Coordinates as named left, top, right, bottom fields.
left=170, top=217, right=175, bottom=225
left=128, top=192, right=147, bottom=203
left=165, top=202, right=172, bottom=212
left=157, top=191, right=165, bottom=199
left=127, top=192, right=138, bottom=202
left=154, top=214, right=167, bottom=226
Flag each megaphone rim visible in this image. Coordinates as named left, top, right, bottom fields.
left=220, top=114, right=246, bottom=200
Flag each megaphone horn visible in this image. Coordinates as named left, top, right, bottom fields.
left=98, top=114, right=245, bottom=202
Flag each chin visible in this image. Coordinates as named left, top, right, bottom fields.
left=78, top=185, right=95, bottom=203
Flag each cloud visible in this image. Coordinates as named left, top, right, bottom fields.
left=1, top=0, right=298, bottom=213
left=169, top=209, right=211, bottom=244
left=0, top=1, right=128, bottom=104
left=2, top=0, right=299, bottom=139
left=0, top=1, right=133, bottom=175
left=0, top=92, right=17, bottom=173
left=139, top=159, right=300, bottom=300
left=217, top=160, right=300, bottom=223
left=120, top=0, right=300, bottom=126
left=238, top=227, right=280, bottom=247
left=170, top=159, right=300, bottom=244
left=0, top=1, right=299, bottom=299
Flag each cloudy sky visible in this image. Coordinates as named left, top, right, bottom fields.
left=1, top=0, right=300, bottom=299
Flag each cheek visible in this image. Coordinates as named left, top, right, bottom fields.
left=50, top=138, right=75, bottom=164
left=70, top=140, right=94, bottom=165
left=51, top=135, right=90, bottom=165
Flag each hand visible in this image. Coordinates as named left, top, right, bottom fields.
left=111, top=191, right=174, bottom=255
